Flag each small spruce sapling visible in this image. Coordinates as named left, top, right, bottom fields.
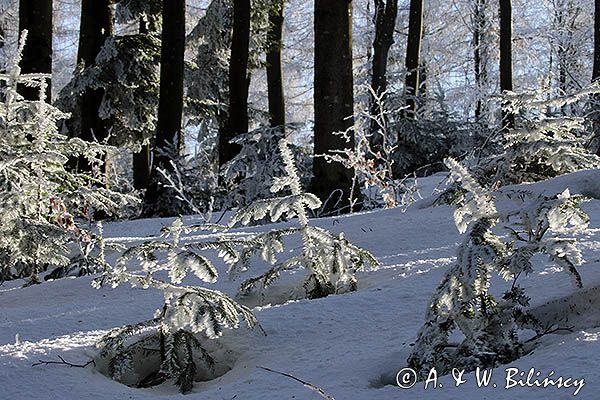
left=407, top=157, right=590, bottom=377
left=222, top=139, right=378, bottom=299
left=477, top=84, right=600, bottom=186
left=220, top=125, right=311, bottom=208
left=0, top=32, right=136, bottom=283
left=94, top=217, right=257, bottom=393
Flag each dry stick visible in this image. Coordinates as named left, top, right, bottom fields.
left=257, top=366, right=336, bottom=400
left=525, top=325, right=575, bottom=343
left=32, top=355, right=96, bottom=368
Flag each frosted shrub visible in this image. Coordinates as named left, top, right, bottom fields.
left=94, top=139, right=377, bottom=392
left=221, top=124, right=311, bottom=208
left=225, top=139, right=378, bottom=299
left=474, top=84, right=600, bottom=186
left=176, top=139, right=377, bottom=300
left=408, top=158, right=589, bottom=377
left=0, top=33, right=136, bottom=283
left=93, top=217, right=257, bottom=393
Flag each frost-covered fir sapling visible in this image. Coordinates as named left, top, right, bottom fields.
left=93, top=217, right=258, bottom=393
left=474, top=84, right=600, bottom=186
left=221, top=125, right=311, bottom=208
left=0, top=33, right=137, bottom=283
left=221, top=139, right=378, bottom=299
left=407, top=158, right=590, bottom=378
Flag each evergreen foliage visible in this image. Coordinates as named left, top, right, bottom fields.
left=0, top=33, right=136, bottom=283
left=224, top=139, right=378, bottom=299
left=471, top=84, right=600, bottom=187
left=408, top=157, right=590, bottom=378
left=159, top=139, right=377, bottom=300
left=93, top=217, right=257, bottom=393
left=186, top=0, right=232, bottom=125
left=57, top=1, right=161, bottom=152
left=221, top=125, right=311, bottom=208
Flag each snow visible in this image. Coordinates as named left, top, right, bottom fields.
left=1, top=172, right=600, bottom=399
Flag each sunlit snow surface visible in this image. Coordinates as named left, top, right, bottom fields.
left=1, top=171, right=600, bottom=399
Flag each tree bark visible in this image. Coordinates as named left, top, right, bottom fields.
left=18, top=0, right=52, bottom=101
left=143, top=0, right=185, bottom=215
left=266, top=0, right=286, bottom=131
left=595, top=0, right=600, bottom=82
left=219, top=0, right=251, bottom=167
left=133, top=143, right=151, bottom=190
left=403, top=0, right=424, bottom=120
left=594, top=0, right=600, bottom=154
left=369, top=0, right=397, bottom=154
left=312, top=0, right=359, bottom=213
left=76, top=0, right=114, bottom=172
left=473, top=0, right=487, bottom=121
left=499, top=0, right=514, bottom=130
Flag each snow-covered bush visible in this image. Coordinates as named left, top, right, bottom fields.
left=221, top=125, right=311, bottom=208
left=150, top=137, right=220, bottom=217
left=472, top=85, right=600, bottom=187
left=407, top=158, right=589, bottom=377
left=0, top=33, right=137, bottom=283
left=225, top=139, right=378, bottom=299
left=93, top=217, right=257, bottom=393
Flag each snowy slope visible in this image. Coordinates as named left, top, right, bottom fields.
left=1, top=172, right=599, bottom=400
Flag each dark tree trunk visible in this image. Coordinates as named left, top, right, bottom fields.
left=143, top=0, right=185, bottom=216
left=594, top=0, right=600, bottom=154
left=369, top=0, right=397, bottom=153
left=312, top=0, right=359, bottom=213
left=132, top=16, right=154, bottom=191
left=473, top=0, right=487, bottom=121
left=76, top=0, right=114, bottom=172
left=133, top=143, right=151, bottom=190
left=403, top=0, right=424, bottom=120
left=18, top=0, right=52, bottom=101
left=219, top=0, right=251, bottom=166
left=266, top=0, right=286, bottom=131
left=499, top=0, right=514, bottom=130
left=595, top=0, right=600, bottom=82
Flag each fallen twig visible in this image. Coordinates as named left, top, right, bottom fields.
left=257, top=366, right=336, bottom=400
left=32, top=355, right=95, bottom=368
left=526, top=325, right=575, bottom=343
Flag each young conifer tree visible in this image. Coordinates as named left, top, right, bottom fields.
left=408, top=158, right=589, bottom=377
left=0, top=33, right=136, bottom=283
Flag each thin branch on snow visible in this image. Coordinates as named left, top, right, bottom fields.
left=526, top=325, right=576, bottom=343
left=32, top=355, right=96, bottom=368
left=257, top=366, right=336, bottom=400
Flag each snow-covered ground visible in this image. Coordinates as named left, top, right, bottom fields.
left=1, top=172, right=599, bottom=399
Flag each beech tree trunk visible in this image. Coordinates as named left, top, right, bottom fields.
left=18, top=0, right=52, bottom=101
left=76, top=0, right=113, bottom=172
left=369, top=0, right=398, bottom=154
left=266, top=0, right=286, bottom=131
left=219, top=0, right=251, bottom=166
left=133, top=144, right=151, bottom=190
left=143, top=0, right=185, bottom=215
left=595, top=0, right=600, bottom=83
left=312, top=0, right=359, bottom=213
left=499, top=0, right=514, bottom=130
left=594, top=0, right=600, bottom=154
left=473, top=0, right=487, bottom=121
left=403, top=0, right=424, bottom=120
